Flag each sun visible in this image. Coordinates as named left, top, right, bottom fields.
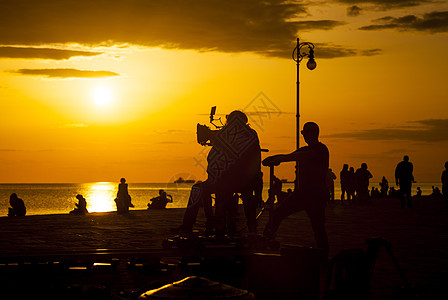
left=93, top=86, right=113, bottom=106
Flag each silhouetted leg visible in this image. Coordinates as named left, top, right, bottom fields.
left=399, top=183, right=412, bottom=208
left=215, top=191, right=231, bottom=236
left=203, top=191, right=214, bottom=233
left=227, top=193, right=239, bottom=235
left=181, top=184, right=203, bottom=232
left=242, top=189, right=257, bottom=234
left=306, top=198, right=329, bottom=259
left=405, top=184, right=412, bottom=208
left=263, top=191, right=305, bottom=239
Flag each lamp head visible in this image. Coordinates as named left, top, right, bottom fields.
left=306, top=48, right=316, bottom=70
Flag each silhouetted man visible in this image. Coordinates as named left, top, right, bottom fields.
left=395, top=155, right=414, bottom=208
left=442, top=161, right=448, bottom=206
left=263, top=122, right=329, bottom=259
left=326, top=168, right=336, bottom=203
left=179, top=110, right=261, bottom=234
left=355, top=163, right=372, bottom=205
left=340, top=164, right=349, bottom=202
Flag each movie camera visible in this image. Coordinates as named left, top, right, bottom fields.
left=196, top=106, right=222, bottom=146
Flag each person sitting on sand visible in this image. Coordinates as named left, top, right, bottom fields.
left=8, top=193, right=26, bottom=217
left=148, top=189, right=173, bottom=209
left=115, top=178, right=134, bottom=214
left=70, top=194, right=89, bottom=215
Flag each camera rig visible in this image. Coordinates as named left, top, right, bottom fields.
left=196, top=106, right=222, bottom=146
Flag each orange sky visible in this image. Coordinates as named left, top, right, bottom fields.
left=1, top=1, right=448, bottom=183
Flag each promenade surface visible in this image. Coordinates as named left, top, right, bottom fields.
left=1, top=196, right=447, bottom=299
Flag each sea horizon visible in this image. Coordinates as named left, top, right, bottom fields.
left=1, top=182, right=443, bottom=218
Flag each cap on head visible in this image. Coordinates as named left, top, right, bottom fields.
left=226, top=110, right=248, bottom=125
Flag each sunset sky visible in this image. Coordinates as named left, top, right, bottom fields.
left=1, top=0, right=448, bottom=184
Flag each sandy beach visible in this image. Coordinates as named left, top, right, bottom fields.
left=1, top=196, right=447, bottom=299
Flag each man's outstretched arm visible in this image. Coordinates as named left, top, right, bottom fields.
left=262, top=149, right=310, bottom=166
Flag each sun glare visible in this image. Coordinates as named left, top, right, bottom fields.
left=93, top=86, right=113, bottom=106
left=85, top=182, right=116, bottom=212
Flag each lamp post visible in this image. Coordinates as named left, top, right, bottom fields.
left=292, top=38, right=316, bottom=187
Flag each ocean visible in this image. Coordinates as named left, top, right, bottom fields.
left=0, top=182, right=442, bottom=217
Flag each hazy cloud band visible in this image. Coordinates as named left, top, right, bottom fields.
left=12, top=68, right=120, bottom=78
left=0, top=46, right=103, bottom=60
left=326, top=119, right=448, bottom=142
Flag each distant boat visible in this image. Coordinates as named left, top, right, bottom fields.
left=174, top=177, right=195, bottom=184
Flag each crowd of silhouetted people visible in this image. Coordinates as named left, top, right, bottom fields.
left=330, top=156, right=448, bottom=208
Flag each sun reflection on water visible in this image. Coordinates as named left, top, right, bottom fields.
left=84, top=182, right=116, bottom=213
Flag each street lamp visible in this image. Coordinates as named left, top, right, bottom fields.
left=292, top=38, right=316, bottom=187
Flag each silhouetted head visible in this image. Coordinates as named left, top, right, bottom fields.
left=226, top=110, right=248, bottom=125
left=403, top=155, right=409, bottom=162
left=301, top=122, right=319, bottom=145
left=343, top=164, right=348, bottom=170
left=159, top=189, right=164, bottom=195
left=10, top=193, right=18, bottom=200
left=349, top=167, right=354, bottom=172
left=361, top=163, right=368, bottom=170
left=76, top=194, right=84, bottom=200
left=120, top=178, right=126, bottom=183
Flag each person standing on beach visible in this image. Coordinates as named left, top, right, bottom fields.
left=8, top=193, right=26, bottom=217
left=262, top=122, right=329, bottom=259
left=340, top=164, right=349, bottom=203
left=355, top=163, right=372, bottom=205
left=326, top=168, right=336, bottom=203
left=441, top=161, right=448, bottom=206
left=395, top=155, right=414, bottom=208
left=347, top=167, right=356, bottom=202
left=380, top=176, right=389, bottom=197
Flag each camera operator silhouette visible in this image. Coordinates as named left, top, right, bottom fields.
left=262, top=122, right=329, bottom=259
left=176, top=110, right=261, bottom=235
